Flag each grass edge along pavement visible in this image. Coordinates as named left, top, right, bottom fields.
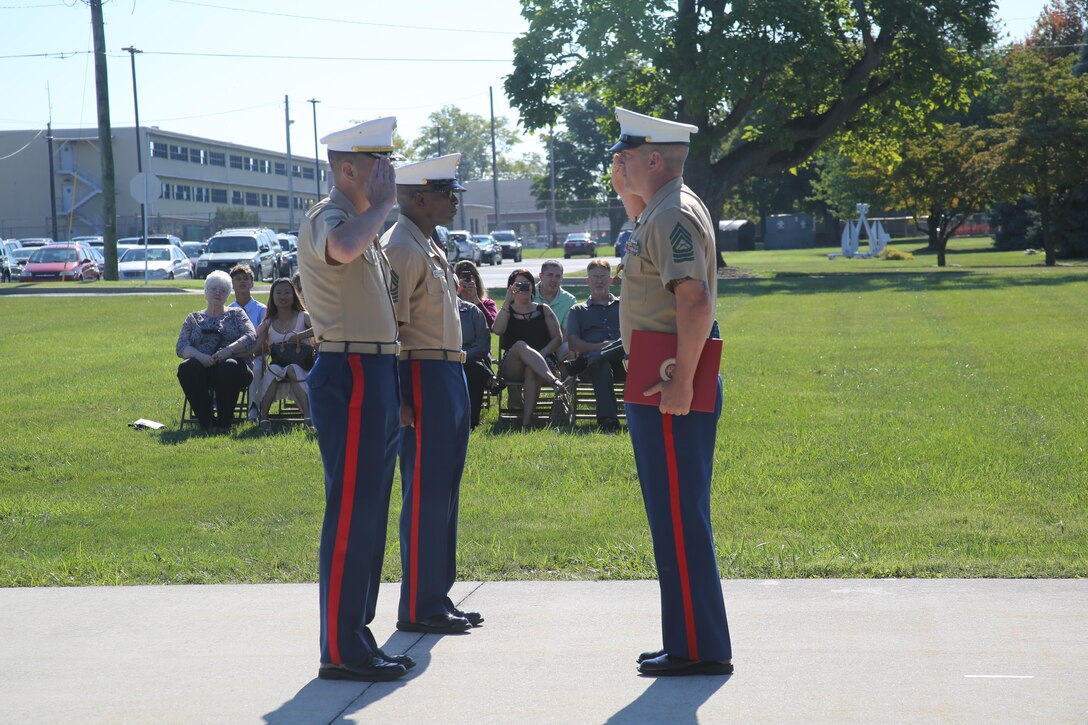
left=1, top=244, right=1086, bottom=586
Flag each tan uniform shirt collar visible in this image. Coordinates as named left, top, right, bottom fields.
left=635, top=176, right=684, bottom=227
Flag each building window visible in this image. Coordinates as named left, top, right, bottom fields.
left=291, top=164, right=302, bottom=178
left=190, top=149, right=207, bottom=165
left=232, top=190, right=243, bottom=205
left=302, top=167, right=315, bottom=180
left=209, top=151, right=226, bottom=167
left=211, top=188, right=227, bottom=204
left=173, top=184, right=191, bottom=201
left=229, top=155, right=243, bottom=170
left=276, top=195, right=289, bottom=209
left=320, top=169, right=327, bottom=182
left=169, top=145, right=188, bottom=162
left=258, top=159, right=271, bottom=174
left=259, top=193, right=272, bottom=208
left=194, top=187, right=209, bottom=203
left=245, top=192, right=259, bottom=207
left=243, top=157, right=258, bottom=172
left=150, top=141, right=168, bottom=159
left=161, top=183, right=172, bottom=200
left=274, top=162, right=286, bottom=176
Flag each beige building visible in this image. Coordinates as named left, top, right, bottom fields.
left=0, top=126, right=329, bottom=240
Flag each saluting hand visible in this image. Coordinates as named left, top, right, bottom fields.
left=366, top=157, right=397, bottom=212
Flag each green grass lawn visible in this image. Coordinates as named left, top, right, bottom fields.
left=1, top=242, right=1085, bottom=585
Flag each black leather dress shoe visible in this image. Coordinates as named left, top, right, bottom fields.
left=318, top=656, right=408, bottom=682
left=396, top=612, right=472, bottom=634
left=638, top=654, right=733, bottom=677
left=444, top=598, right=484, bottom=626
left=375, top=648, right=417, bottom=669
left=637, top=648, right=666, bottom=664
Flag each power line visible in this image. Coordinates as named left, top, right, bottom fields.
left=166, top=0, right=522, bottom=35
left=142, top=50, right=511, bottom=62
left=0, top=129, right=45, bottom=162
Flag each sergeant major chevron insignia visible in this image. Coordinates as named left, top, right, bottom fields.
left=669, top=222, right=695, bottom=263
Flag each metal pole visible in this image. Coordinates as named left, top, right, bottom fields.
left=548, top=128, right=557, bottom=248
left=308, top=99, right=321, bottom=199
left=489, top=86, right=500, bottom=231
left=46, top=122, right=59, bottom=242
left=285, top=95, right=294, bottom=229
left=122, top=46, right=149, bottom=283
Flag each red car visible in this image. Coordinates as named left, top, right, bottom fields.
left=18, top=242, right=101, bottom=282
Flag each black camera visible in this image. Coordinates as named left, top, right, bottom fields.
left=514, top=282, right=531, bottom=292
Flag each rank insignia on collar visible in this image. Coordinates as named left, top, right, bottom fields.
left=669, top=222, right=695, bottom=263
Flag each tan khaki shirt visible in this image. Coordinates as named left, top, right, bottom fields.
left=381, top=215, right=462, bottom=352
left=619, top=176, right=715, bottom=349
left=297, top=186, right=398, bottom=344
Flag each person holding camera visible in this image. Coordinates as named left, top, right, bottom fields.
left=491, top=268, right=568, bottom=428
left=454, top=260, right=497, bottom=329
left=175, top=270, right=256, bottom=432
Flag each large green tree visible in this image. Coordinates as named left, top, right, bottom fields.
left=981, top=50, right=1088, bottom=266
left=506, top=0, right=995, bottom=225
left=402, top=106, right=543, bottom=181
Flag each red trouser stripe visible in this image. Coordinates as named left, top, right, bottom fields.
left=327, top=356, right=365, bottom=665
left=662, top=413, right=699, bottom=660
left=408, top=360, right=424, bottom=621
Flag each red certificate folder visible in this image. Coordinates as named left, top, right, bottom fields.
left=623, top=330, right=722, bottom=413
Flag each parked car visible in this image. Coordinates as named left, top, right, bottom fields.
left=72, top=235, right=104, bottom=246
left=3, top=239, right=23, bottom=254
left=614, top=230, right=632, bottom=258
left=197, top=228, right=278, bottom=280
left=563, top=232, right=596, bottom=258
left=18, top=237, right=53, bottom=248
left=276, top=233, right=298, bottom=277
left=181, top=242, right=206, bottom=277
left=474, top=233, right=502, bottom=265
left=116, top=234, right=184, bottom=249
left=434, top=226, right=455, bottom=262
left=8, top=248, right=34, bottom=277
left=118, top=245, right=193, bottom=280
left=491, top=230, right=522, bottom=262
left=447, top=230, right=482, bottom=264
left=18, top=242, right=100, bottom=282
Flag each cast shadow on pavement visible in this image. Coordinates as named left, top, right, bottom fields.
left=604, top=674, right=730, bottom=725
left=262, top=630, right=437, bottom=725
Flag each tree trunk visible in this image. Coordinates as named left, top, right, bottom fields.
left=926, top=211, right=942, bottom=263
left=1039, top=196, right=1056, bottom=266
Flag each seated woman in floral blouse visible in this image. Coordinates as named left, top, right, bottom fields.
left=176, top=270, right=256, bottom=432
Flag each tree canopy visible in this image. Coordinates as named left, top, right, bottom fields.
left=401, top=106, right=544, bottom=181
left=506, top=0, right=996, bottom=222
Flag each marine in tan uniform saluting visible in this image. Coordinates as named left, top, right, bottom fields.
left=297, top=117, right=413, bottom=682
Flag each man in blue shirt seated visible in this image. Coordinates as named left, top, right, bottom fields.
left=565, top=259, right=624, bottom=431
left=458, top=296, right=495, bottom=429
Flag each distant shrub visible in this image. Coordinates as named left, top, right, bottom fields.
left=880, top=246, right=914, bottom=261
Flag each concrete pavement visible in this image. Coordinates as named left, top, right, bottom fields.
left=1, top=579, right=1085, bottom=724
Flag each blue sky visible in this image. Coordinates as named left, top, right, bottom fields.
left=0, top=0, right=1052, bottom=160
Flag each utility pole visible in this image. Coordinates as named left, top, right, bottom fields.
left=308, top=99, right=321, bottom=199
left=46, top=122, right=59, bottom=243
left=122, top=46, right=148, bottom=283
left=285, top=95, right=294, bottom=229
left=90, top=0, right=118, bottom=279
left=489, top=86, right=500, bottom=231
left=548, top=128, right=557, bottom=248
